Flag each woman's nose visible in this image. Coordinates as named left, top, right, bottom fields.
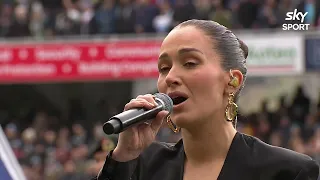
left=165, top=67, right=181, bottom=87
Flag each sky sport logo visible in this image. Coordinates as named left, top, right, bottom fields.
left=282, top=9, right=310, bottom=31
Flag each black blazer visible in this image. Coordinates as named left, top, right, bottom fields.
left=95, top=132, right=319, bottom=180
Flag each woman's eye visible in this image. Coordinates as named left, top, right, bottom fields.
left=184, top=62, right=197, bottom=68
left=159, top=66, right=170, bottom=73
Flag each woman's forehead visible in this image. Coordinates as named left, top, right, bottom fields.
left=161, top=26, right=212, bottom=51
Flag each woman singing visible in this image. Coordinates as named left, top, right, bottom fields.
left=95, top=20, right=319, bottom=180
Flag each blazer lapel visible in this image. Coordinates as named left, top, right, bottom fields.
left=217, top=132, right=255, bottom=180
left=165, top=144, right=185, bottom=180
left=148, top=140, right=185, bottom=180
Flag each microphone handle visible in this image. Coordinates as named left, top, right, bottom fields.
left=103, top=105, right=163, bottom=134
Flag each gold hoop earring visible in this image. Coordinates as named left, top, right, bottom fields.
left=225, top=93, right=238, bottom=122
left=166, top=115, right=180, bottom=133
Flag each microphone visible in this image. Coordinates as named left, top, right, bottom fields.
left=103, top=93, right=173, bottom=135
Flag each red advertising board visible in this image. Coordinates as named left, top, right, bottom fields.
left=0, top=40, right=162, bottom=83
left=0, top=33, right=306, bottom=83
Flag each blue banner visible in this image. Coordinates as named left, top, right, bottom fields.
left=0, top=158, right=12, bottom=180
left=306, top=39, right=320, bottom=71
left=0, top=126, right=26, bottom=180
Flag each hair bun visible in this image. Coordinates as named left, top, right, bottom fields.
left=237, top=38, right=248, bottom=59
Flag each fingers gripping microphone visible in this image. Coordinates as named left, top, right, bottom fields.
left=103, top=93, right=173, bottom=135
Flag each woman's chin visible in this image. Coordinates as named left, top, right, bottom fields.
left=172, top=115, right=212, bottom=132
left=171, top=115, right=196, bottom=129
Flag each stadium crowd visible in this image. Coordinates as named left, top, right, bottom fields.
left=2, top=85, right=320, bottom=180
left=0, top=0, right=319, bottom=38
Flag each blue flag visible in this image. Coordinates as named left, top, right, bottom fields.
left=0, top=126, right=26, bottom=180
left=0, top=158, right=12, bottom=180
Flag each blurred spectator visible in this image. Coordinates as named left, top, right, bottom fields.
left=21, top=127, right=37, bottom=158
left=7, top=4, right=31, bottom=37
left=172, top=0, right=196, bottom=27
left=78, top=0, right=95, bottom=34
left=273, top=95, right=288, bottom=126
left=317, top=92, right=320, bottom=116
left=288, top=124, right=306, bottom=154
left=71, top=123, right=88, bottom=147
left=269, top=131, right=283, bottom=147
left=255, top=114, right=271, bottom=142
left=277, top=115, right=291, bottom=147
left=114, top=0, right=135, bottom=34
left=29, top=1, right=45, bottom=38
left=0, top=3, right=14, bottom=36
left=278, top=0, right=294, bottom=25
left=296, top=0, right=317, bottom=26
left=289, top=85, right=311, bottom=126
left=40, top=0, right=63, bottom=36
left=256, top=0, right=280, bottom=28
left=55, top=127, right=71, bottom=161
left=193, top=0, right=212, bottom=20
left=4, top=123, right=23, bottom=159
left=32, top=112, right=49, bottom=136
left=228, top=0, right=241, bottom=29
left=302, top=114, right=318, bottom=142
left=86, top=138, right=114, bottom=178
left=91, top=0, right=115, bottom=34
left=153, top=0, right=173, bottom=33
left=310, top=127, right=320, bottom=161
left=134, top=0, right=159, bottom=33
left=209, top=0, right=232, bottom=28
left=237, top=0, right=258, bottom=29
left=59, top=160, right=86, bottom=180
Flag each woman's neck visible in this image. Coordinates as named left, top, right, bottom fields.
left=181, top=118, right=237, bottom=166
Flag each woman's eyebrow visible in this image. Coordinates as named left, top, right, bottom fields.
left=178, top=48, right=204, bottom=55
left=159, top=47, right=203, bottom=60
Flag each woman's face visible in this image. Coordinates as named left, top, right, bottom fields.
left=157, top=26, right=231, bottom=128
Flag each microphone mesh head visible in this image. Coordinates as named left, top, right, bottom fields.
left=154, top=93, right=173, bottom=113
